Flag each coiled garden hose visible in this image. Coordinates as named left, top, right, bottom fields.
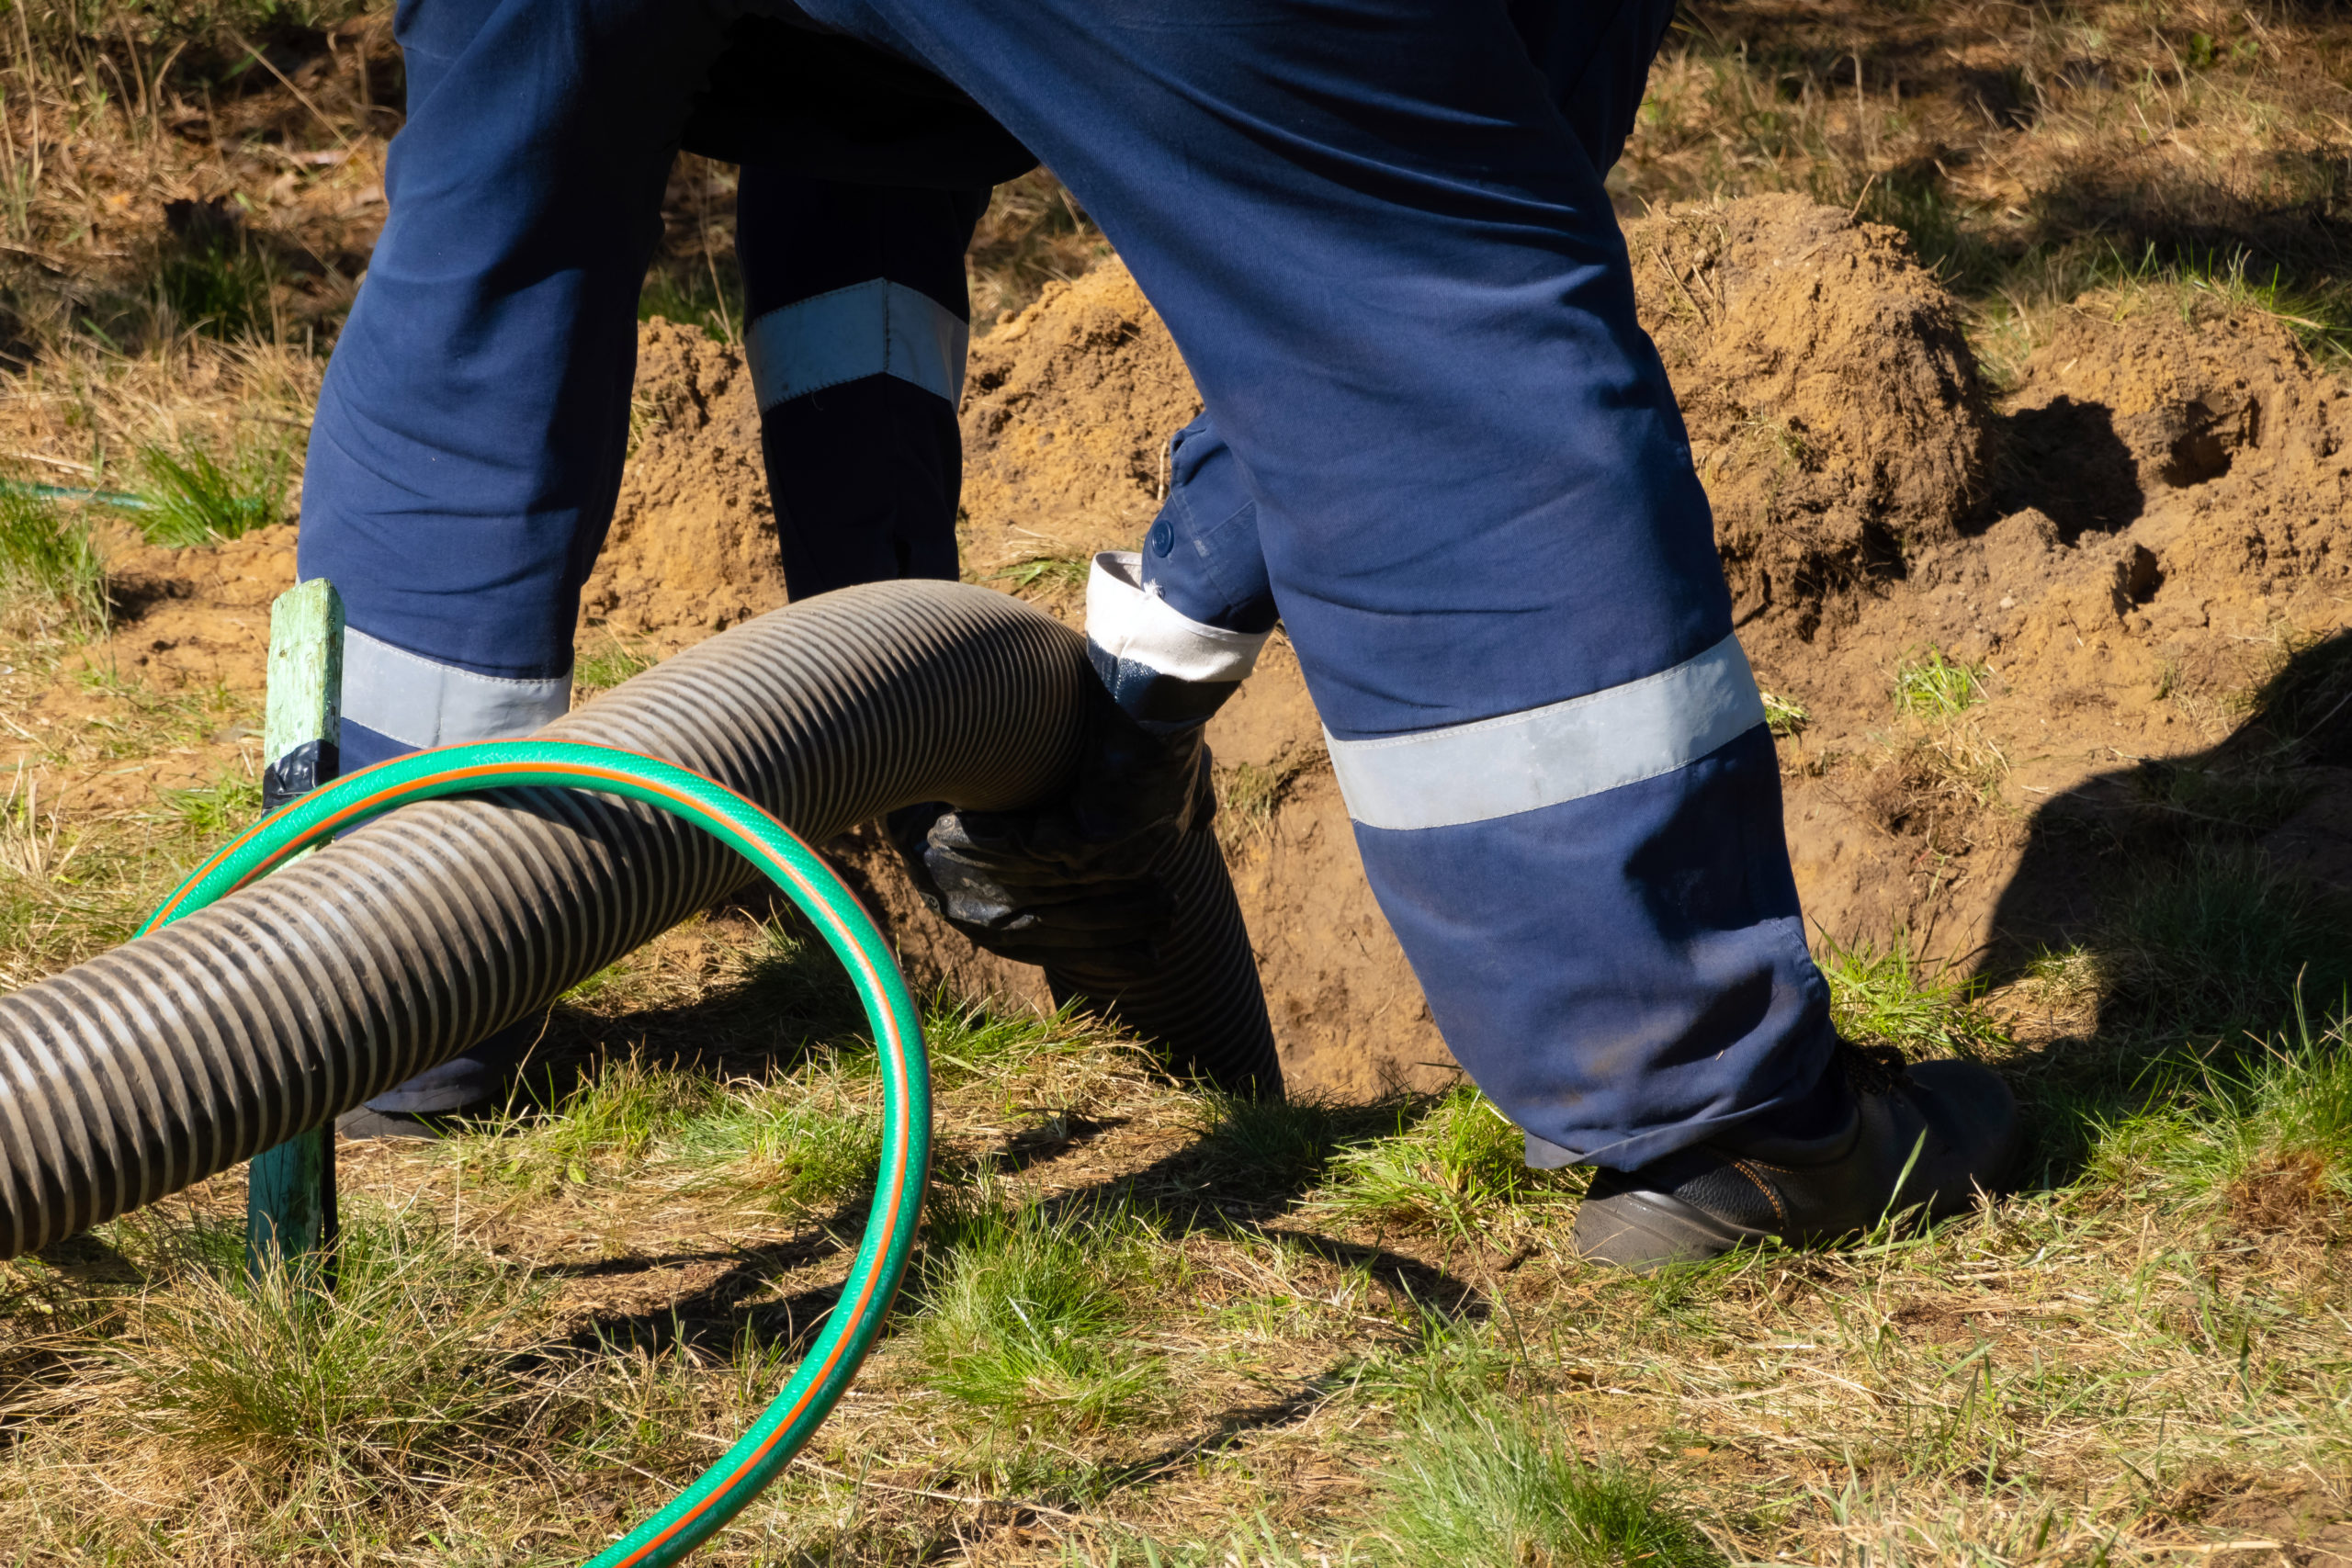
left=146, top=738, right=931, bottom=1568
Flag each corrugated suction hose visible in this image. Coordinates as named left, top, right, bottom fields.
left=0, top=581, right=1279, bottom=1258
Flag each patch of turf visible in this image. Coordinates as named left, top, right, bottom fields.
left=988, top=556, right=1090, bottom=596
left=922, top=998, right=1112, bottom=1088
left=918, top=1196, right=1164, bottom=1429
left=469, top=1052, right=717, bottom=1192
left=2098, top=842, right=2352, bottom=1038
left=1820, top=934, right=2010, bottom=1060
left=0, top=484, right=107, bottom=636
left=2086, top=1003, right=2352, bottom=1226
left=1378, top=1386, right=1722, bottom=1568
left=1321, top=1086, right=1573, bottom=1238
left=572, top=638, right=659, bottom=694
left=2129, top=759, right=2313, bottom=833
left=1187, top=1089, right=1395, bottom=1193
left=136, top=440, right=285, bottom=547
left=670, top=1077, right=881, bottom=1217
left=157, top=771, right=261, bottom=838
left=1893, top=647, right=1988, bottom=719
left=153, top=226, right=275, bottom=342
left=102, top=1204, right=547, bottom=1476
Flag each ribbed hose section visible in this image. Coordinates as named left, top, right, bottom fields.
left=0, top=581, right=1276, bottom=1258
left=1045, top=826, right=1278, bottom=1097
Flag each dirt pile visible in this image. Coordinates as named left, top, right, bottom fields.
left=99, top=520, right=298, bottom=694
left=578, top=321, right=788, bottom=653
left=1766, top=284, right=2352, bottom=970
left=1626, top=193, right=1993, bottom=637
left=955, top=263, right=1204, bottom=574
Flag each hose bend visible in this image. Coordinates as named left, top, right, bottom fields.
left=0, top=581, right=1277, bottom=1258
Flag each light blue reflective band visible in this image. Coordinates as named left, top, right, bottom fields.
left=743, top=278, right=969, bottom=410
left=1325, top=634, right=1768, bottom=831
left=343, top=628, right=571, bottom=750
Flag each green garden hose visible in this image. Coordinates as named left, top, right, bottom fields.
left=143, top=737, right=932, bottom=1568
left=0, top=479, right=149, bottom=510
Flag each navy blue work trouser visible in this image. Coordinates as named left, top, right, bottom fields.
left=298, top=0, right=1839, bottom=1167
left=301, top=0, right=990, bottom=1109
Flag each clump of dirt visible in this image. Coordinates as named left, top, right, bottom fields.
left=1625, top=193, right=1994, bottom=638
left=577, top=320, right=787, bottom=653
left=956, top=264, right=1204, bottom=572
left=1768, top=283, right=2352, bottom=975
left=97, top=519, right=297, bottom=692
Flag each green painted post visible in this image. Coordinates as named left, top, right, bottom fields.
left=244, top=577, right=344, bottom=1286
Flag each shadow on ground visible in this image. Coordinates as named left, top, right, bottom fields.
left=1980, top=628, right=2352, bottom=1177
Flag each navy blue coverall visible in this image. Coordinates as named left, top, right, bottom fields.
left=298, top=0, right=1843, bottom=1169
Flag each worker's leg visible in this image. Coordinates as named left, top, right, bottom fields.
left=735, top=170, right=989, bottom=599
left=298, top=0, right=725, bottom=1121
left=300, top=0, right=724, bottom=770
left=1120, top=0, right=1682, bottom=650
left=798, top=0, right=1831, bottom=1170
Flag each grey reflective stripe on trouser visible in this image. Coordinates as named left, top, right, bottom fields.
left=743, top=278, right=970, bottom=410
left=1325, top=634, right=1768, bottom=831
left=342, top=627, right=571, bottom=750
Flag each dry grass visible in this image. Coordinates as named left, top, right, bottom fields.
left=0, top=0, right=2346, bottom=1562
left=1627, top=1, right=2352, bottom=371
left=5, top=842, right=2344, bottom=1562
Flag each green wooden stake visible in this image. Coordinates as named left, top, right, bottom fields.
left=244, top=577, right=344, bottom=1287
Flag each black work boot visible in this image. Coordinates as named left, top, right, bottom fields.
left=1571, top=1045, right=2020, bottom=1271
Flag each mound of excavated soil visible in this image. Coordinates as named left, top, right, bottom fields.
left=101, top=520, right=298, bottom=694
left=956, top=265, right=1204, bottom=574
left=60, top=195, right=2352, bottom=1094
left=579, top=320, right=788, bottom=652
left=1627, top=193, right=1994, bottom=639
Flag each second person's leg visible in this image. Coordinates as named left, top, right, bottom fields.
left=734, top=169, right=989, bottom=599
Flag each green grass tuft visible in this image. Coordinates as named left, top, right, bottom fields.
left=2086, top=1004, right=2352, bottom=1224
left=671, top=1077, right=881, bottom=1217
left=1892, top=647, right=1987, bottom=719
left=0, top=485, right=107, bottom=636
left=573, top=639, right=660, bottom=694
left=922, top=998, right=1111, bottom=1087
left=154, top=229, right=275, bottom=342
left=105, top=1205, right=546, bottom=1476
left=639, top=256, right=743, bottom=345
left=2099, top=842, right=2351, bottom=1036
left=988, top=556, right=1090, bottom=596
left=158, top=772, right=261, bottom=838
left=1820, top=935, right=2010, bottom=1060
left=2129, top=759, right=2313, bottom=832
left=136, top=441, right=284, bottom=547
left=1322, top=1086, right=1570, bottom=1237
left=1379, top=1387, right=1722, bottom=1568
left=1189, top=1089, right=1393, bottom=1192
left=1761, top=689, right=1809, bottom=739
left=468, top=1052, right=715, bottom=1191
left=919, top=1196, right=1162, bottom=1429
